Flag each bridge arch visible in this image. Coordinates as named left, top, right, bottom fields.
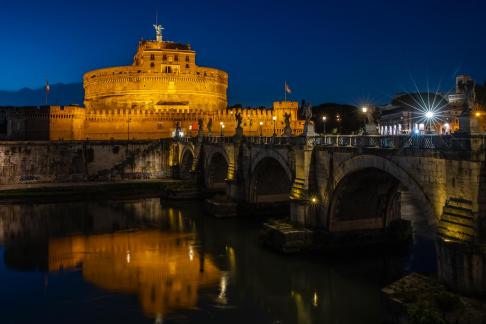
left=205, top=150, right=229, bottom=190
left=328, top=154, right=436, bottom=232
left=250, top=153, right=292, bottom=204
left=179, top=147, right=194, bottom=180
left=251, top=149, right=292, bottom=181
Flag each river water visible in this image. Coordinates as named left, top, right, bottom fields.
left=0, top=197, right=435, bottom=324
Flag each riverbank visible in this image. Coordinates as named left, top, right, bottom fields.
left=382, top=272, right=486, bottom=323
left=0, top=180, right=196, bottom=203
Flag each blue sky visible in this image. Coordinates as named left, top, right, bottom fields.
left=0, top=0, right=485, bottom=106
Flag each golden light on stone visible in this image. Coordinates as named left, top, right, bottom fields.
left=19, top=25, right=305, bottom=141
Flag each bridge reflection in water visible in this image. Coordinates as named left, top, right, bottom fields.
left=0, top=198, right=425, bottom=324
left=48, top=230, right=220, bottom=320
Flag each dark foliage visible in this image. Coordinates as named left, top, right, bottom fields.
left=307, top=103, right=363, bottom=134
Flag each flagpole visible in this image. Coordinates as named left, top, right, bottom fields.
left=45, top=80, right=49, bottom=106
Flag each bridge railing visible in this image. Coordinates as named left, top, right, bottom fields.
left=310, top=134, right=482, bottom=150
left=186, top=134, right=485, bottom=150
left=245, top=136, right=305, bottom=145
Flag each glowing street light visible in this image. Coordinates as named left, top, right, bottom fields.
left=362, top=106, right=368, bottom=113
left=259, top=121, right=263, bottom=136
left=475, top=111, right=481, bottom=117
left=220, top=121, right=224, bottom=136
left=322, top=115, right=327, bottom=134
left=425, top=111, right=434, bottom=119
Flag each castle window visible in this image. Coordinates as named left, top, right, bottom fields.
left=185, top=64, right=189, bottom=69
left=163, top=54, right=167, bottom=61
left=150, top=54, right=155, bottom=60
left=165, top=66, right=172, bottom=73
left=150, top=62, right=155, bottom=68
left=174, top=55, right=178, bottom=61
left=185, top=56, right=189, bottom=62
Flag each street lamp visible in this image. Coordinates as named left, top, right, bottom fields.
left=361, top=106, right=368, bottom=134
left=272, top=116, right=277, bottom=136
left=336, top=114, right=341, bottom=133
left=322, top=116, right=327, bottom=134
left=189, top=124, right=193, bottom=137
left=259, top=121, right=263, bottom=136
left=220, top=121, right=224, bottom=136
left=425, top=111, right=434, bottom=133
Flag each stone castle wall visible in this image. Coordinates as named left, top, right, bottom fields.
left=0, top=141, right=172, bottom=184
left=83, top=68, right=228, bottom=112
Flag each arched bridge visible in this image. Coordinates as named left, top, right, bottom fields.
left=170, top=133, right=486, bottom=295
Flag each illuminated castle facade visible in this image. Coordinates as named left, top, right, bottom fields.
left=0, top=25, right=303, bottom=141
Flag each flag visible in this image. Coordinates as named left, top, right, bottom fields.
left=45, top=80, right=50, bottom=93
left=285, top=82, right=292, bottom=94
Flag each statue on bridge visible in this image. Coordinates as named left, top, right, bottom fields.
left=235, top=112, right=243, bottom=137
left=197, top=118, right=204, bottom=137
left=303, top=101, right=313, bottom=124
left=302, top=101, right=316, bottom=137
left=207, top=118, right=213, bottom=136
left=283, top=112, right=292, bottom=136
left=458, top=78, right=481, bottom=134
left=235, top=112, right=243, bottom=129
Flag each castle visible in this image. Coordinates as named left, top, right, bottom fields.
left=0, top=25, right=303, bottom=141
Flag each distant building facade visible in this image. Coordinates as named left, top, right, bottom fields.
left=0, top=25, right=304, bottom=141
left=378, top=75, right=485, bottom=135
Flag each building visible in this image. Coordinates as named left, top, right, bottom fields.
left=378, top=75, right=485, bottom=135
left=0, top=25, right=304, bottom=141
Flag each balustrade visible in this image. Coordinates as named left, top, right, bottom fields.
left=181, top=133, right=486, bottom=150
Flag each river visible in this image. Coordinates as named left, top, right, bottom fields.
left=0, top=197, right=435, bottom=324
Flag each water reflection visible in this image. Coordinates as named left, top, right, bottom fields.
left=48, top=230, right=220, bottom=319
left=0, top=198, right=434, bottom=324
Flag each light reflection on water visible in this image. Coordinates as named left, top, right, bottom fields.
left=0, top=198, right=435, bottom=324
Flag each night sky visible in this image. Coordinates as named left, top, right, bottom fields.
left=1, top=0, right=485, bottom=106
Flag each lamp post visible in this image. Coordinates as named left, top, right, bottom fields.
left=425, top=111, right=434, bottom=134
left=272, top=116, right=277, bottom=136
left=336, top=114, right=341, bottom=134
left=220, top=121, right=224, bottom=136
left=361, top=106, right=368, bottom=134
left=189, top=125, right=193, bottom=137
left=259, top=121, right=263, bottom=136
left=322, top=116, right=327, bottom=134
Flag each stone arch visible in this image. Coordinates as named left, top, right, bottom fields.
left=205, top=150, right=229, bottom=190
left=328, top=154, right=436, bottom=232
left=251, top=149, right=292, bottom=181
left=179, top=147, right=194, bottom=180
left=250, top=155, right=292, bottom=204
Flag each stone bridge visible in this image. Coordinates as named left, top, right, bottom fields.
left=172, top=134, right=486, bottom=295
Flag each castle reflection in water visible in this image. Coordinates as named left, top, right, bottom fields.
left=0, top=199, right=222, bottom=321
left=0, top=198, right=408, bottom=324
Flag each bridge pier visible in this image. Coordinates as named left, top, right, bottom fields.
left=289, top=138, right=315, bottom=226
left=436, top=239, right=486, bottom=296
